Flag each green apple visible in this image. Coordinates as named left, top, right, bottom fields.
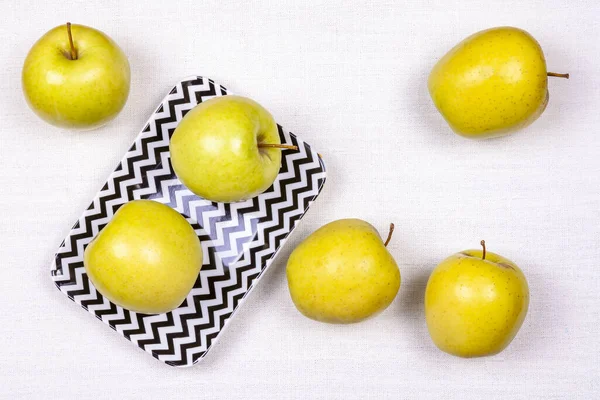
left=428, top=26, right=569, bottom=139
left=425, top=241, right=529, bottom=357
left=22, top=22, right=130, bottom=129
left=286, top=219, right=400, bottom=324
left=170, top=95, right=296, bottom=203
left=84, top=200, right=203, bottom=314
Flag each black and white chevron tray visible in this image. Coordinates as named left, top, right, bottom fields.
left=50, top=76, right=327, bottom=367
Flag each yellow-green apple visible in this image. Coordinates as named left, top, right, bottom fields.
left=425, top=241, right=529, bottom=357
left=286, top=219, right=400, bottom=323
left=22, top=23, right=130, bottom=129
left=169, top=95, right=297, bottom=203
left=428, top=26, right=569, bottom=139
left=84, top=200, right=203, bottom=314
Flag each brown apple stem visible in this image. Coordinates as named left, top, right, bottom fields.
left=547, top=72, right=569, bottom=79
left=384, top=223, right=395, bottom=247
left=258, top=143, right=299, bottom=151
left=480, top=240, right=486, bottom=260
left=66, top=22, right=78, bottom=60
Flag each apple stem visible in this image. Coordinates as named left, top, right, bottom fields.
left=480, top=240, right=486, bottom=260
left=66, top=22, right=78, bottom=60
left=547, top=72, right=569, bottom=79
left=384, top=223, right=395, bottom=247
left=258, top=143, right=299, bottom=151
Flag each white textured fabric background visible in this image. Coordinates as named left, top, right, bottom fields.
left=1, top=0, right=599, bottom=398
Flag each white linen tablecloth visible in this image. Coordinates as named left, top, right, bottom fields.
left=1, top=0, right=599, bottom=398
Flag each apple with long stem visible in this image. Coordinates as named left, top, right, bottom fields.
left=22, top=22, right=130, bottom=129
left=170, top=95, right=302, bottom=203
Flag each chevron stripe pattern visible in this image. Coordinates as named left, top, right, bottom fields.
left=50, top=76, right=327, bottom=367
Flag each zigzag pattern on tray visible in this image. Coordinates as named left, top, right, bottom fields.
left=51, top=76, right=326, bottom=367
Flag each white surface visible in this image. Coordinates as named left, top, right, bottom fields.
left=1, top=0, right=599, bottom=398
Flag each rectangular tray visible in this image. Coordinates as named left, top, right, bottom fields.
left=50, top=76, right=327, bottom=367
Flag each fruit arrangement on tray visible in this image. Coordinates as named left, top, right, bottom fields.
left=25, top=23, right=568, bottom=365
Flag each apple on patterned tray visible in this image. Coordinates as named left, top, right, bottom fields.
left=51, top=77, right=326, bottom=367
